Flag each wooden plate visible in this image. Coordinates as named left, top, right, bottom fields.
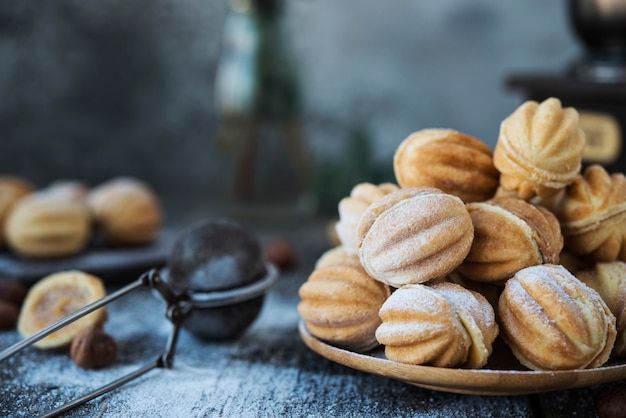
left=299, top=320, right=626, bottom=396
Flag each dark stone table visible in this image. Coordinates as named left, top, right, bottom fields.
left=0, top=218, right=614, bottom=417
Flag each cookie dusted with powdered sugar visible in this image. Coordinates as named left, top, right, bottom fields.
left=356, top=187, right=474, bottom=287
left=499, top=264, right=616, bottom=371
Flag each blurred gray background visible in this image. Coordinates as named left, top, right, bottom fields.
left=0, top=0, right=582, bottom=219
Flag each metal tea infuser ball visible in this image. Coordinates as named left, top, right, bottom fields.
left=0, top=219, right=279, bottom=418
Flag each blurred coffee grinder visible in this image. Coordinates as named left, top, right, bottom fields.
left=214, top=0, right=315, bottom=223
left=507, top=0, right=626, bottom=173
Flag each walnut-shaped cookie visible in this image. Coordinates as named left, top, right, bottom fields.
left=298, top=263, right=391, bottom=352
left=578, top=261, right=626, bottom=357
left=4, top=192, right=91, bottom=258
left=88, top=177, right=163, bottom=246
left=493, top=97, right=585, bottom=200
left=0, top=176, right=34, bottom=249
left=335, top=182, right=399, bottom=255
left=458, top=197, right=563, bottom=282
left=551, top=165, right=626, bottom=262
left=356, top=187, right=474, bottom=287
left=393, top=128, right=499, bottom=203
left=376, top=282, right=497, bottom=368
left=499, top=264, right=616, bottom=371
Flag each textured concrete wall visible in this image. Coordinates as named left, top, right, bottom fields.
left=0, top=1, right=581, bottom=215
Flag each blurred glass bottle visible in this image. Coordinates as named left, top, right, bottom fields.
left=214, top=0, right=315, bottom=223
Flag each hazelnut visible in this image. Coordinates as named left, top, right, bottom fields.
left=0, top=300, right=19, bottom=330
left=595, top=381, right=626, bottom=418
left=70, top=327, right=117, bottom=369
left=263, top=238, right=296, bottom=271
left=0, top=280, right=27, bottom=306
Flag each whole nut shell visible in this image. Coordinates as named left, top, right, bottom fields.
left=0, top=300, right=19, bottom=330
left=263, top=238, right=296, bottom=271
left=70, top=327, right=117, bottom=369
left=0, top=280, right=27, bottom=306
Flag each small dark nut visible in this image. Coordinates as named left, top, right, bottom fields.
left=263, top=238, right=296, bottom=271
left=70, top=327, right=117, bottom=369
left=595, top=381, right=626, bottom=418
left=0, top=300, right=19, bottom=330
left=0, top=280, right=27, bottom=306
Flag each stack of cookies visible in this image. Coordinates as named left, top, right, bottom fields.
left=0, top=176, right=163, bottom=259
left=299, top=97, right=626, bottom=371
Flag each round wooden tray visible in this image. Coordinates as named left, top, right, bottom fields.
left=299, top=320, right=626, bottom=396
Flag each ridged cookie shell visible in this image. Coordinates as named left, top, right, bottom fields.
left=335, top=183, right=399, bottom=255
left=459, top=197, right=563, bottom=282
left=578, top=262, right=626, bottom=357
left=88, top=177, right=163, bottom=245
left=298, top=264, right=391, bottom=352
left=357, top=187, right=474, bottom=287
left=494, top=98, right=585, bottom=199
left=376, top=283, right=471, bottom=367
left=553, top=165, right=626, bottom=262
left=4, top=193, right=91, bottom=258
left=429, top=282, right=498, bottom=368
left=393, top=129, right=499, bottom=203
left=498, top=264, right=616, bottom=371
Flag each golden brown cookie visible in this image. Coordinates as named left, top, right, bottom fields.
left=4, top=192, right=91, bottom=258
left=493, top=97, right=585, bottom=200
left=376, top=282, right=497, bottom=368
left=314, top=245, right=361, bottom=270
left=0, top=176, right=34, bottom=249
left=88, top=177, right=163, bottom=246
left=430, top=282, right=498, bottom=368
left=393, top=128, right=499, bottom=202
left=0, top=176, right=35, bottom=198
left=298, top=263, right=391, bottom=352
left=335, top=182, right=399, bottom=255
left=551, top=165, right=626, bottom=262
left=498, top=264, right=616, bottom=371
left=17, top=270, right=107, bottom=349
left=577, top=261, right=626, bottom=357
left=459, top=197, right=563, bottom=282
left=356, top=187, right=474, bottom=287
